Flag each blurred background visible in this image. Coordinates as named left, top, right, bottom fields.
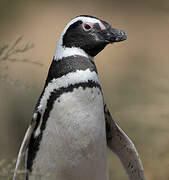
left=0, top=0, right=169, bottom=179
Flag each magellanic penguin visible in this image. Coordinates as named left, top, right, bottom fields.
left=13, top=15, right=146, bottom=180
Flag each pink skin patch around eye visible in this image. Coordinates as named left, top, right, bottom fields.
left=82, top=22, right=94, bottom=31
left=82, top=22, right=106, bottom=31
left=99, top=23, right=106, bottom=30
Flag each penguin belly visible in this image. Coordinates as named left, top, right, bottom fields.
left=28, top=86, right=109, bottom=180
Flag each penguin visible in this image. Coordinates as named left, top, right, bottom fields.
left=13, top=15, right=145, bottom=180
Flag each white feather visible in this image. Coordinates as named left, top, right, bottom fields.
left=54, top=46, right=91, bottom=61
left=31, top=87, right=109, bottom=180
left=35, top=69, right=98, bottom=137
left=13, top=124, right=36, bottom=180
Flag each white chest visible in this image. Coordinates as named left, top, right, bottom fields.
left=31, top=86, right=109, bottom=180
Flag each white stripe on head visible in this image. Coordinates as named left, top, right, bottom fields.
left=54, top=46, right=91, bottom=61
left=35, top=69, right=99, bottom=137
left=54, top=16, right=102, bottom=61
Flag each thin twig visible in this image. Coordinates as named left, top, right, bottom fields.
left=0, top=36, right=42, bottom=66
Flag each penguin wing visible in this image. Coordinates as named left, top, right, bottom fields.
left=104, top=104, right=146, bottom=180
left=13, top=111, right=40, bottom=180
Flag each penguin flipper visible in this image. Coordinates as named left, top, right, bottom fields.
left=104, top=104, right=146, bottom=180
left=13, top=112, right=39, bottom=180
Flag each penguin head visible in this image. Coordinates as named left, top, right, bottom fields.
left=55, top=15, right=127, bottom=59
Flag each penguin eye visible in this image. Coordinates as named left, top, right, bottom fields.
left=83, top=23, right=93, bottom=31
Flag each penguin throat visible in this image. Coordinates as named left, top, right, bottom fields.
left=54, top=45, right=93, bottom=61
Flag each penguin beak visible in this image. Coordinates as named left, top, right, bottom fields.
left=103, top=28, right=127, bottom=43
left=109, top=28, right=127, bottom=43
